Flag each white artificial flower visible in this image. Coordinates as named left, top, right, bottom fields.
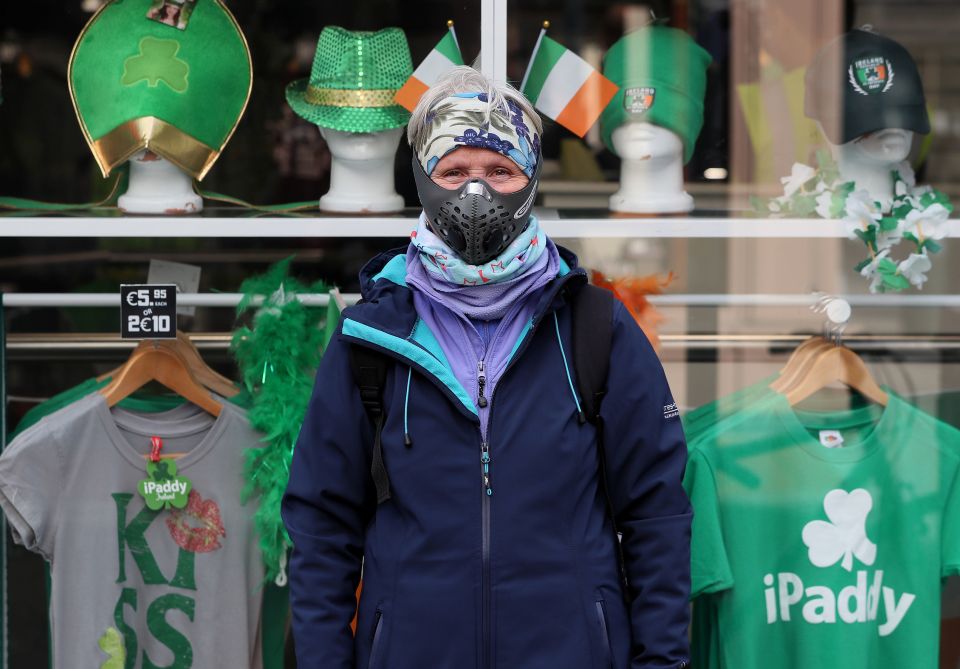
left=859, top=249, right=890, bottom=294
left=898, top=253, right=933, bottom=289
left=780, top=163, right=817, bottom=197
left=815, top=190, right=834, bottom=219
left=842, top=189, right=881, bottom=239
left=768, top=198, right=782, bottom=214
left=903, top=203, right=951, bottom=242
left=895, top=180, right=908, bottom=198
left=875, top=224, right=903, bottom=252
left=897, top=161, right=916, bottom=189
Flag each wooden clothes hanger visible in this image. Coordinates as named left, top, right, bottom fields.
left=100, top=342, right=223, bottom=417
left=784, top=344, right=888, bottom=407
left=770, top=335, right=831, bottom=393
left=99, top=331, right=238, bottom=398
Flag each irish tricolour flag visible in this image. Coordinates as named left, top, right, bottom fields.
left=521, top=30, right=618, bottom=137
left=395, top=26, right=464, bottom=112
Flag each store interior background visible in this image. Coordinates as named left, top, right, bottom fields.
left=1, top=0, right=959, bottom=666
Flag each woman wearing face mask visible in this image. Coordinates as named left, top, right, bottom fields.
left=282, top=67, right=691, bottom=669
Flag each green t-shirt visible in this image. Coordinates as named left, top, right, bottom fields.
left=685, top=391, right=960, bottom=668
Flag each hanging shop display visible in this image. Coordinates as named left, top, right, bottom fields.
left=230, top=259, right=335, bottom=584
left=0, top=386, right=266, bottom=667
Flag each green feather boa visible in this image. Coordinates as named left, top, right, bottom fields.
left=231, top=258, right=331, bottom=583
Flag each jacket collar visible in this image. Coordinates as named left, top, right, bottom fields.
left=341, top=244, right=587, bottom=422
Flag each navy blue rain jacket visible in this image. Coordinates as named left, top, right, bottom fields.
left=282, top=247, right=691, bottom=669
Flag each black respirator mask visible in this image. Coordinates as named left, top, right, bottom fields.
left=412, top=156, right=542, bottom=266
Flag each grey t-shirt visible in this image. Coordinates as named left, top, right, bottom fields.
left=0, top=393, right=265, bottom=669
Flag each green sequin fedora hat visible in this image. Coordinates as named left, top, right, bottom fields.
left=286, top=26, right=413, bottom=133
left=68, top=0, right=253, bottom=180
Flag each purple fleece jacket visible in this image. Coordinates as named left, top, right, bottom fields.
left=405, top=239, right=562, bottom=440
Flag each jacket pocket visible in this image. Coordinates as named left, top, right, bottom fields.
left=595, top=598, right=613, bottom=668
left=369, top=608, right=385, bottom=669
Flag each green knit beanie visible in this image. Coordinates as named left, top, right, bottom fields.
left=600, top=26, right=711, bottom=164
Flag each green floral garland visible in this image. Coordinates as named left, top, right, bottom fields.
left=231, top=258, right=331, bottom=583
left=753, top=151, right=953, bottom=292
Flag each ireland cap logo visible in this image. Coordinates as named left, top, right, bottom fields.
left=624, top=87, right=656, bottom=114
left=848, top=56, right=894, bottom=96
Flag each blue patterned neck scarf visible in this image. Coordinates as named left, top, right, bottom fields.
left=405, top=213, right=559, bottom=321
left=411, top=213, right=547, bottom=286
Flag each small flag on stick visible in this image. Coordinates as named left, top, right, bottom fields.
left=520, top=22, right=618, bottom=137
left=395, top=21, right=465, bottom=112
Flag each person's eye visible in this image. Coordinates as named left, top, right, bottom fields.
left=441, top=169, right=465, bottom=179
left=490, top=168, right=512, bottom=178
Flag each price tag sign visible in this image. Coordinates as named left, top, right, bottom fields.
left=121, top=284, right=177, bottom=339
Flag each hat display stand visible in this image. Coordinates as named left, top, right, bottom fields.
left=318, top=127, right=404, bottom=213
left=820, top=123, right=913, bottom=206
left=609, top=122, right=694, bottom=214
left=117, top=150, right=203, bottom=215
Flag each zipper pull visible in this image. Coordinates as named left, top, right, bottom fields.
left=481, top=441, right=493, bottom=496
left=477, top=361, right=488, bottom=408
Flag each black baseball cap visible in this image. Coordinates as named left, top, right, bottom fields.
left=804, top=29, right=929, bottom=144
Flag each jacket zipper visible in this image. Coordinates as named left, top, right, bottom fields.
left=369, top=609, right=384, bottom=669
left=479, top=357, right=492, bottom=669
left=477, top=283, right=578, bottom=669
left=477, top=361, right=488, bottom=408
left=481, top=444, right=492, bottom=669
left=595, top=600, right=612, bottom=666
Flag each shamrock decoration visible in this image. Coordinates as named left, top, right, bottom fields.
left=121, top=37, right=189, bottom=93
left=802, top=488, right=877, bottom=572
left=754, top=150, right=953, bottom=292
left=138, top=457, right=192, bottom=511
left=98, top=627, right=126, bottom=669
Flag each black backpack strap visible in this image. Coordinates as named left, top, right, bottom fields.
left=572, top=285, right=631, bottom=598
left=572, top=285, right=613, bottom=424
left=349, top=345, right=392, bottom=504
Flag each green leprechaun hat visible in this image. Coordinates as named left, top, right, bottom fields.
left=286, top=26, right=413, bottom=133
left=69, top=0, right=252, bottom=180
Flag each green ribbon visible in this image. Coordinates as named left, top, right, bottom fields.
left=0, top=171, right=125, bottom=213
left=194, top=187, right=317, bottom=214
left=0, top=172, right=317, bottom=215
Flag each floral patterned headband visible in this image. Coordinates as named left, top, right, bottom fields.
left=412, top=92, right=541, bottom=178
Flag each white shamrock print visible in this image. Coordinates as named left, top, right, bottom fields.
left=802, top=489, right=877, bottom=572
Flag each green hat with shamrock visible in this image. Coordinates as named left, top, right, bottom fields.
left=600, top=26, right=712, bottom=164
left=69, top=0, right=253, bottom=180
left=286, top=26, right=413, bottom=133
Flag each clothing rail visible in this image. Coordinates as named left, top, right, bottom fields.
left=6, top=333, right=960, bottom=352
left=4, top=293, right=960, bottom=308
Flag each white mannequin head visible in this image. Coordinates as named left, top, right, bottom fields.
left=609, top=121, right=693, bottom=214
left=611, top=122, right=684, bottom=162
left=823, top=125, right=914, bottom=204
left=118, top=150, right=203, bottom=215
left=317, top=127, right=404, bottom=213
left=319, top=127, right=404, bottom=162
left=831, top=127, right=913, bottom=167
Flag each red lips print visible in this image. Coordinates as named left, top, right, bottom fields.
left=166, top=490, right=226, bottom=553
